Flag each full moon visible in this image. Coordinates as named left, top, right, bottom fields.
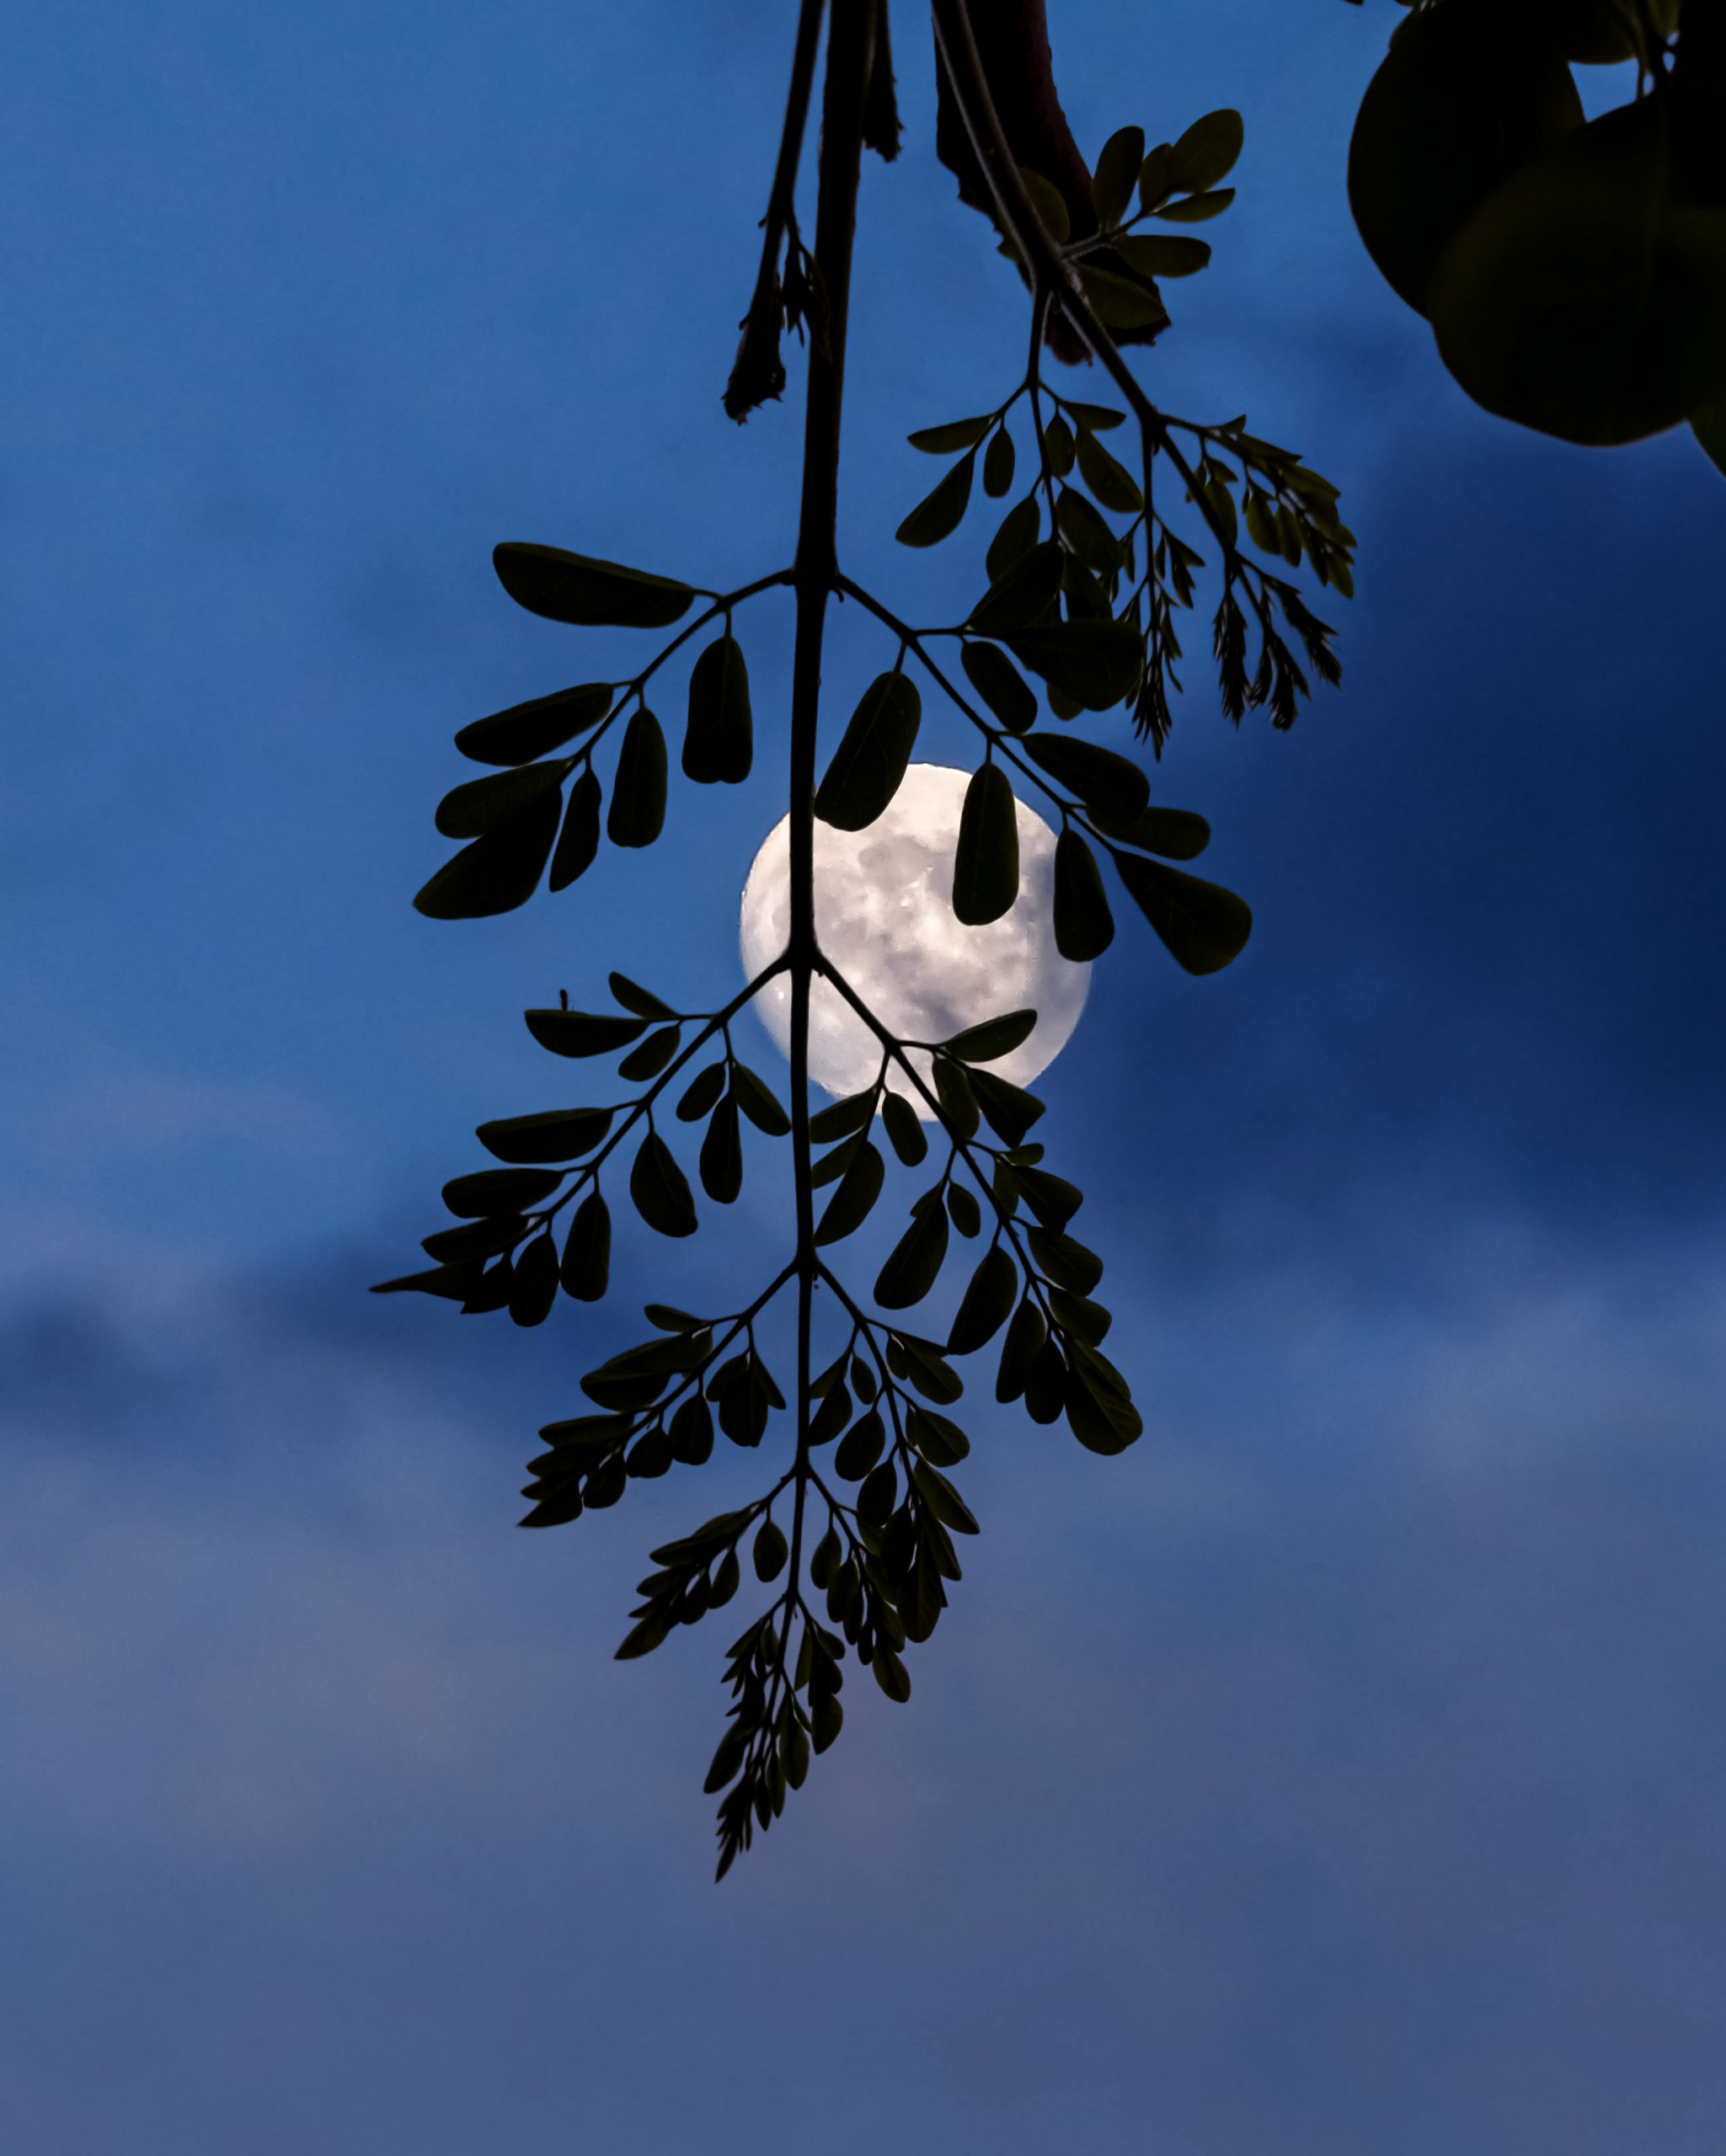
left=739, top=763, right=1089, bottom=1113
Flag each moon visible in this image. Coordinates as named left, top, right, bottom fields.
left=739, top=763, right=1090, bottom=1113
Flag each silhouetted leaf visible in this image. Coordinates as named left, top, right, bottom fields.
left=421, top=1215, right=522, bottom=1264
left=985, top=495, right=1041, bottom=582
left=982, top=426, right=1016, bottom=498
left=959, top=642, right=1037, bottom=734
left=1087, top=803, right=1210, bottom=860
left=560, top=1191, right=611, bottom=1300
left=477, top=1107, right=611, bottom=1163
left=871, top=1646, right=911, bottom=1703
left=943, top=1010, right=1036, bottom=1064
left=1171, top=108, right=1244, bottom=192
left=835, top=1410, right=886, bottom=1481
left=970, top=542, right=1063, bottom=635
left=617, top=1025, right=681, bottom=1082
left=1027, top=1225, right=1104, bottom=1294
left=932, top=1057, right=979, bottom=1139
left=874, top=1203, right=949, bottom=1309
left=630, top=1133, right=697, bottom=1237
left=1023, top=733, right=1149, bottom=814
left=493, top=542, right=693, bottom=629
left=436, top=760, right=565, bottom=839
left=1115, top=232, right=1212, bottom=279
left=1008, top=622, right=1142, bottom=711
left=732, top=1063, right=791, bottom=1135
left=1074, top=430, right=1144, bottom=511
left=948, top=1244, right=1018, bottom=1353
left=1053, top=829, right=1115, bottom=960
left=414, top=786, right=561, bottom=920
left=442, top=1166, right=562, bottom=1216
left=815, top=1140, right=884, bottom=1246
left=905, top=1404, right=970, bottom=1465
left=952, top=762, right=1019, bottom=925
left=1047, top=1286, right=1112, bottom=1344
left=508, top=1233, right=560, bottom=1326
left=608, top=971, right=674, bottom=1018
left=683, top=635, right=753, bottom=784
left=946, top=1183, right=981, bottom=1237
left=814, top=673, right=922, bottom=831
left=455, top=682, right=612, bottom=766
left=615, top=1611, right=673, bottom=1661
left=462, top=1258, right=514, bottom=1314
left=810, top=1091, right=876, bottom=1144
left=908, top=414, right=993, bottom=452
left=668, top=1396, right=714, bottom=1465
left=1093, top=123, right=1147, bottom=228
left=524, top=1009, right=647, bottom=1057
left=966, top=1067, right=1045, bottom=1145
left=607, top=708, right=667, bottom=848
left=548, top=767, right=601, bottom=889
left=1154, top=186, right=1235, bottom=222
left=753, top=1518, right=788, bottom=1581
left=1079, top=263, right=1170, bottom=328
left=995, top=1297, right=1045, bottom=1403
left=896, top=453, right=975, bottom=547
left=880, top=1090, right=928, bottom=1166
left=1017, top=1165, right=1082, bottom=1230
left=1110, top=851, right=1253, bottom=974
left=1056, top=488, right=1125, bottom=575
left=698, top=1096, right=743, bottom=1204
left=911, top=1460, right=979, bottom=1535
left=676, top=1062, right=727, bottom=1123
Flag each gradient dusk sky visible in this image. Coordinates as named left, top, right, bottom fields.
left=4, top=3, right=1725, bottom=2150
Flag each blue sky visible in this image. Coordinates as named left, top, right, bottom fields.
left=4, top=3, right=1725, bottom=2149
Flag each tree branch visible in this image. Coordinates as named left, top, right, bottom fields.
left=786, top=0, right=878, bottom=1636
left=724, top=0, right=829, bottom=422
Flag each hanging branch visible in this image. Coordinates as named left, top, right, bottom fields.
left=377, top=0, right=1356, bottom=1876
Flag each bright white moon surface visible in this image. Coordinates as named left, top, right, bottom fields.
left=739, top=762, right=1090, bottom=1114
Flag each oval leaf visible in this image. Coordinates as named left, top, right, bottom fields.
left=952, top=763, right=1020, bottom=926
left=1053, top=829, right=1115, bottom=961
left=548, top=767, right=601, bottom=891
left=1110, top=851, right=1253, bottom=974
left=1023, top=733, right=1150, bottom=814
left=493, top=542, right=692, bottom=630
left=524, top=1009, right=646, bottom=1058
left=630, top=1132, right=697, bottom=1237
left=607, top=708, right=667, bottom=849
left=413, top=786, right=561, bottom=921
left=943, top=1009, right=1036, bottom=1064
left=1171, top=107, right=1244, bottom=193
left=442, top=1166, right=561, bottom=1216
left=896, top=454, right=975, bottom=548
left=683, top=635, right=753, bottom=785
left=698, top=1095, right=743, bottom=1204
left=815, top=1140, right=885, bottom=1246
left=960, top=641, right=1037, bottom=734
left=477, top=1107, right=612, bottom=1164
left=436, top=761, right=566, bottom=840
left=948, top=1245, right=1018, bottom=1355
left=814, top=673, right=922, bottom=831
left=1008, top=622, right=1143, bottom=712
left=559, top=1192, right=611, bottom=1301
left=454, top=682, right=612, bottom=767
left=874, top=1203, right=949, bottom=1310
